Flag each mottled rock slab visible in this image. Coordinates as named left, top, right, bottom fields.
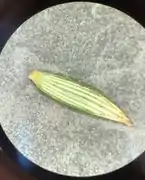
left=1, top=2, right=145, bottom=177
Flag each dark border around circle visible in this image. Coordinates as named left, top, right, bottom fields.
left=1, top=0, right=145, bottom=180
left=1, top=124, right=145, bottom=180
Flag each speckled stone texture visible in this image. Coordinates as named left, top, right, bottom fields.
left=1, top=2, right=145, bottom=177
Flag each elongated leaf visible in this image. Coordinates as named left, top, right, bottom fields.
left=29, top=70, right=132, bottom=126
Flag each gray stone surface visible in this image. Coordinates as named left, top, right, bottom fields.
left=1, top=2, right=145, bottom=177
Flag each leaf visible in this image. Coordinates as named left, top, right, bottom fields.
left=29, top=70, right=133, bottom=126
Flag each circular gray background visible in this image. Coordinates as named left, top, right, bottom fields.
left=1, top=2, right=145, bottom=177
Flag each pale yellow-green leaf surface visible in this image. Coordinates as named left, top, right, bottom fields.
left=29, top=70, right=133, bottom=126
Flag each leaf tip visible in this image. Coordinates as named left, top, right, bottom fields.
left=28, top=70, right=39, bottom=80
left=28, top=70, right=44, bottom=88
left=122, top=116, right=133, bottom=127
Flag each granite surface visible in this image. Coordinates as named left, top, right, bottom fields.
left=1, top=2, right=145, bottom=177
